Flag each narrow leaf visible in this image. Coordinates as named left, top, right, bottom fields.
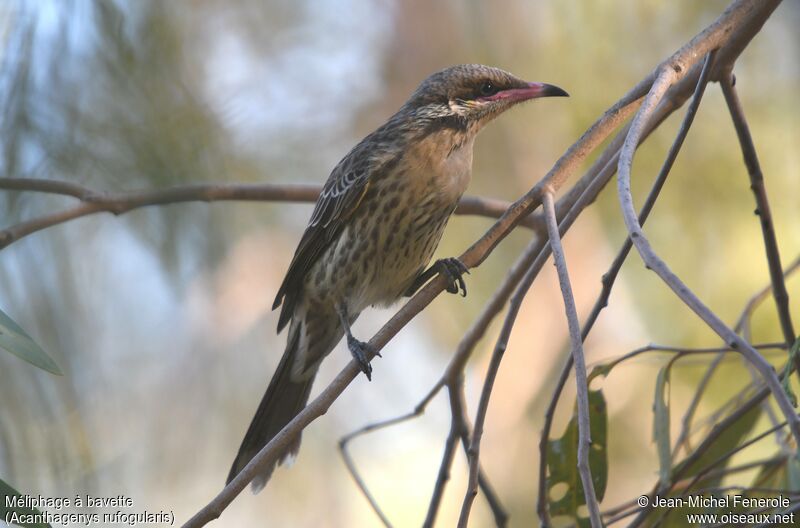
left=788, top=455, right=800, bottom=492
left=653, top=365, right=671, bottom=488
left=0, top=478, right=52, bottom=528
left=674, top=404, right=761, bottom=486
left=0, top=307, right=61, bottom=375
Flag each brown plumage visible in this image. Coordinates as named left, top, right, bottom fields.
left=228, top=64, right=568, bottom=490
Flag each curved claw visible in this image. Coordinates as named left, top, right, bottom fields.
left=347, top=335, right=373, bottom=381
left=438, top=257, right=470, bottom=297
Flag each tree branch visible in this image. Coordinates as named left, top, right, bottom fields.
left=0, top=179, right=549, bottom=249
left=338, top=120, right=655, bottom=525
left=542, top=190, right=602, bottom=527
left=536, top=48, right=716, bottom=525
left=673, top=254, right=800, bottom=458
left=720, top=72, right=797, bottom=359
left=616, top=59, right=800, bottom=454
left=181, top=45, right=650, bottom=528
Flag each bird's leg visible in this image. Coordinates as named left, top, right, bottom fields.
left=336, top=304, right=377, bottom=381
left=405, top=257, right=470, bottom=297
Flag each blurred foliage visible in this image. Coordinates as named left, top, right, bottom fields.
left=0, top=0, right=798, bottom=526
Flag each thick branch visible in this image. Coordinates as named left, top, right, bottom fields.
left=181, top=1, right=784, bottom=524
left=181, top=51, right=650, bottom=528
left=535, top=48, right=715, bottom=526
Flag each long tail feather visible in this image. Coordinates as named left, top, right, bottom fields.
left=227, top=325, right=314, bottom=491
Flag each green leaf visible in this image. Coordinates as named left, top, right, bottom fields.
left=752, top=454, right=800, bottom=491
left=547, top=389, right=608, bottom=527
left=653, top=366, right=671, bottom=488
left=752, top=457, right=788, bottom=489
left=587, top=363, right=614, bottom=383
left=787, top=455, right=800, bottom=492
left=0, top=478, right=52, bottom=528
left=673, top=404, right=761, bottom=487
left=648, top=405, right=764, bottom=527
left=0, top=307, right=61, bottom=375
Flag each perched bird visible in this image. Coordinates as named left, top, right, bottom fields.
left=228, top=64, right=568, bottom=490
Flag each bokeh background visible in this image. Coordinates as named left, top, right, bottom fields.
left=1, top=0, right=798, bottom=526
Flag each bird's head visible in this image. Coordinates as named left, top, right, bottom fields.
left=405, top=64, right=568, bottom=133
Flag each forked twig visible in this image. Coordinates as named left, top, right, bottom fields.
left=616, top=65, right=800, bottom=446
left=536, top=49, right=716, bottom=525
left=339, top=156, right=627, bottom=527
left=673, top=254, right=800, bottom=456
left=182, top=49, right=650, bottom=528
left=454, top=129, right=639, bottom=524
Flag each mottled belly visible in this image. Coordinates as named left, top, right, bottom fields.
left=303, top=186, right=457, bottom=314
left=367, top=200, right=454, bottom=306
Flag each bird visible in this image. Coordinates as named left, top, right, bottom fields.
left=228, top=64, right=568, bottom=490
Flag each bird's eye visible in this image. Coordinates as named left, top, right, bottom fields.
left=479, top=81, right=497, bottom=96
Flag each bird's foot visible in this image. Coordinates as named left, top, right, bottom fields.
left=435, top=257, right=470, bottom=296
left=347, top=335, right=376, bottom=381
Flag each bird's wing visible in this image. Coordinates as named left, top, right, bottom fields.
left=273, top=145, right=388, bottom=332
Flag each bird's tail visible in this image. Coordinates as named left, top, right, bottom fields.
left=226, top=324, right=314, bottom=491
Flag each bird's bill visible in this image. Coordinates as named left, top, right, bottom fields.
left=480, top=82, right=569, bottom=104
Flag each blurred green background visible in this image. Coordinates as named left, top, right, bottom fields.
left=1, top=1, right=798, bottom=526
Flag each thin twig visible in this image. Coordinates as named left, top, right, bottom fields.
left=721, top=72, right=797, bottom=360
left=457, top=243, right=544, bottom=527
left=456, top=140, right=627, bottom=525
left=339, top=410, right=427, bottom=528
left=681, top=421, right=787, bottom=495
left=421, top=383, right=465, bottom=528
left=536, top=49, right=716, bottom=525
left=451, top=385, right=508, bottom=528
left=182, top=48, right=651, bottom=528
left=647, top=421, right=789, bottom=527
left=339, top=373, right=507, bottom=527
left=542, top=190, right=602, bottom=527
left=339, top=398, right=435, bottom=528
left=181, top=2, right=782, bottom=524
left=443, top=379, right=508, bottom=528
left=616, top=64, right=800, bottom=447
left=424, top=425, right=459, bottom=528
left=673, top=254, right=800, bottom=457
left=754, top=499, right=800, bottom=528
left=602, top=458, right=787, bottom=525
left=340, top=114, right=657, bottom=526
left=0, top=179, right=542, bottom=249
left=595, top=341, right=784, bottom=376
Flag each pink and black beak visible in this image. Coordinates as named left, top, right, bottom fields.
left=481, top=82, right=569, bottom=104
left=522, top=82, right=569, bottom=99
